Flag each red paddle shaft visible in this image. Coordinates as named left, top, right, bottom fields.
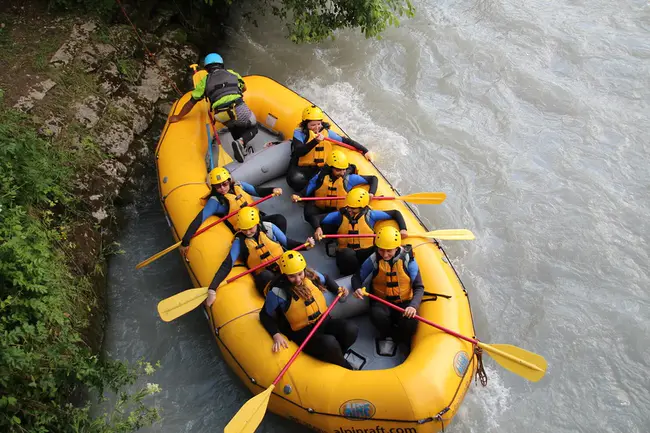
left=226, top=243, right=308, bottom=284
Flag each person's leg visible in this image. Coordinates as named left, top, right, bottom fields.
left=322, top=318, right=358, bottom=353
left=369, top=301, right=394, bottom=339
left=335, top=248, right=359, bottom=275
left=355, top=247, right=374, bottom=266
left=394, top=301, right=418, bottom=345
left=286, top=165, right=319, bottom=191
left=286, top=321, right=352, bottom=369
left=304, top=202, right=327, bottom=229
left=261, top=213, right=287, bottom=233
left=226, top=105, right=258, bottom=162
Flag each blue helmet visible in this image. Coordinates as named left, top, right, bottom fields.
left=204, top=53, right=223, bottom=66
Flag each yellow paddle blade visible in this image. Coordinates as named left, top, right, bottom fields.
left=478, top=342, right=548, bottom=382
left=217, top=143, right=234, bottom=167
left=135, top=241, right=182, bottom=270
left=398, top=192, right=447, bottom=205
left=157, top=287, right=208, bottom=322
left=192, top=69, right=208, bottom=88
left=225, top=385, right=275, bottom=433
left=416, top=229, right=476, bottom=240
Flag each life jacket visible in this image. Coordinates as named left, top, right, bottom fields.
left=205, top=68, right=242, bottom=108
left=222, top=183, right=254, bottom=230
left=367, top=246, right=414, bottom=303
left=239, top=222, right=284, bottom=274
left=284, top=278, right=328, bottom=331
left=297, top=129, right=332, bottom=167
left=337, top=207, right=375, bottom=250
left=313, top=168, right=350, bottom=209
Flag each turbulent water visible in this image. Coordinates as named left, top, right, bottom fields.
left=103, top=0, right=650, bottom=432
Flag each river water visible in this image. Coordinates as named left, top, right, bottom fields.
left=103, top=0, right=650, bottom=432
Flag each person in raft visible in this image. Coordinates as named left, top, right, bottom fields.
left=259, top=251, right=358, bottom=369
left=291, top=150, right=379, bottom=229
left=286, top=105, right=371, bottom=191
left=204, top=208, right=316, bottom=305
left=313, top=189, right=408, bottom=276
left=179, top=167, right=284, bottom=257
left=168, top=53, right=256, bottom=163
left=352, top=226, right=423, bottom=355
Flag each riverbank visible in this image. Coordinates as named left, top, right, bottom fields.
left=0, top=1, right=208, bottom=429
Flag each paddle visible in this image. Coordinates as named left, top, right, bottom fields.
left=156, top=243, right=309, bottom=322
left=323, top=136, right=362, bottom=153
left=224, top=292, right=344, bottom=433
left=206, top=123, right=214, bottom=170
left=360, top=290, right=547, bottom=382
left=322, top=229, right=475, bottom=241
left=296, top=192, right=447, bottom=205
left=136, top=194, right=275, bottom=270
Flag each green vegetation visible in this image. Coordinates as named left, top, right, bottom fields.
left=0, top=106, right=161, bottom=432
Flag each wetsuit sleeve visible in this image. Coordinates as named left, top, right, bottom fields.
left=317, top=211, right=342, bottom=228
left=303, top=173, right=320, bottom=196
left=316, top=272, right=340, bottom=294
left=352, top=255, right=375, bottom=290
left=292, top=130, right=320, bottom=158
left=270, top=224, right=303, bottom=250
left=339, top=134, right=369, bottom=154
left=208, top=240, right=241, bottom=289
left=347, top=174, right=378, bottom=195
left=367, top=210, right=407, bottom=231
left=407, top=259, right=425, bottom=309
left=259, top=290, right=287, bottom=336
left=240, top=181, right=275, bottom=198
left=191, top=76, right=207, bottom=100
left=181, top=199, right=225, bottom=246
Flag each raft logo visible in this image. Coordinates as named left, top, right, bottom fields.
left=339, top=399, right=376, bottom=419
left=453, top=351, right=470, bottom=377
left=334, top=427, right=416, bottom=433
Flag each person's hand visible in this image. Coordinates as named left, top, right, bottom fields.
left=273, top=188, right=283, bottom=196
left=403, top=306, right=417, bottom=319
left=337, top=287, right=349, bottom=298
left=364, top=151, right=374, bottom=161
left=368, top=193, right=374, bottom=199
left=291, top=194, right=301, bottom=203
left=169, top=115, right=182, bottom=123
left=315, top=132, right=325, bottom=142
left=272, top=333, right=289, bottom=352
left=400, top=229, right=408, bottom=239
left=353, top=288, right=366, bottom=300
left=205, top=289, right=216, bottom=307
left=179, top=245, right=189, bottom=258
left=306, top=237, right=316, bottom=249
left=314, top=227, right=324, bottom=241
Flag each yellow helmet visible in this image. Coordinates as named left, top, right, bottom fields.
left=345, top=189, right=369, bottom=208
left=302, top=105, right=324, bottom=121
left=237, top=207, right=260, bottom=230
left=209, top=167, right=231, bottom=185
left=279, top=251, right=306, bottom=275
left=326, top=150, right=349, bottom=169
left=375, top=226, right=401, bottom=250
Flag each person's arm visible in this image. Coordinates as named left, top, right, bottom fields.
left=270, top=224, right=303, bottom=250
left=181, top=199, right=225, bottom=246
left=259, top=290, right=286, bottom=336
left=315, top=211, right=342, bottom=229
left=291, top=130, right=320, bottom=158
left=406, top=259, right=425, bottom=309
left=351, top=256, right=374, bottom=290
left=347, top=174, right=378, bottom=195
left=367, top=210, right=407, bottom=232
left=208, top=239, right=241, bottom=290
left=316, top=271, right=340, bottom=294
left=302, top=172, right=320, bottom=197
left=169, top=76, right=205, bottom=122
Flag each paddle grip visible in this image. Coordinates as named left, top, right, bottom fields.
left=364, top=292, right=479, bottom=346
left=272, top=293, right=343, bottom=386
left=226, top=243, right=308, bottom=284
left=192, top=194, right=275, bottom=239
left=324, top=137, right=363, bottom=154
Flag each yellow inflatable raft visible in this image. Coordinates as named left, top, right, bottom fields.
left=155, top=75, right=479, bottom=432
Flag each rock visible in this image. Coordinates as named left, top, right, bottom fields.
left=92, top=207, right=109, bottom=222
left=161, top=28, right=187, bottom=45
left=108, top=25, right=139, bottom=59
left=99, top=62, right=122, bottom=95
left=98, top=122, right=134, bottom=157
left=78, top=43, right=116, bottom=72
left=150, top=9, right=175, bottom=33
left=155, top=100, right=173, bottom=116
left=50, top=21, right=97, bottom=68
left=114, top=95, right=153, bottom=135
left=74, top=96, right=106, bottom=128
left=131, top=62, right=169, bottom=104
left=98, top=159, right=127, bottom=196
left=39, top=116, right=64, bottom=137
left=13, top=79, right=57, bottom=112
